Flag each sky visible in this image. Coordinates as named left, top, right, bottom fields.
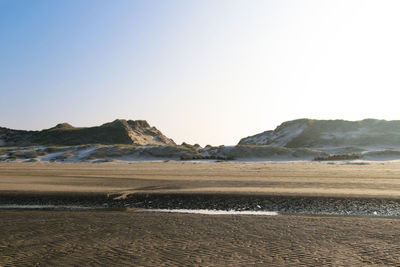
left=1, top=0, right=400, bottom=146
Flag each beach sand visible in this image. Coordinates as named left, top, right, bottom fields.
left=1, top=161, right=400, bottom=197
left=2, top=161, right=400, bottom=266
left=1, top=210, right=400, bottom=266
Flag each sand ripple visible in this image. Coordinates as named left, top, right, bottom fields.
left=1, top=210, right=400, bottom=266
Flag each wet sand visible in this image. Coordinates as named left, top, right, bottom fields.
left=1, top=210, right=400, bottom=266
left=2, top=161, right=400, bottom=266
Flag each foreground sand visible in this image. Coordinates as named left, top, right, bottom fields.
left=2, top=161, right=400, bottom=197
left=2, top=161, right=400, bottom=266
left=1, top=210, right=400, bottom=266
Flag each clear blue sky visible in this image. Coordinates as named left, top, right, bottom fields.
left=1, top=0, right=400, bottom=145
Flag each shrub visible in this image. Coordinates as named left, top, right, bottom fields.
left=314, top=154, right=360, bottom=161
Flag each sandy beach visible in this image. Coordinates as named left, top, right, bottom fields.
left=4, top=0, right=400, bottom=265
left=1, top=210, right=400, bottom=266
left=2, top=161, right=400, bottom=266
left=2, top=161, right=400, bottom=197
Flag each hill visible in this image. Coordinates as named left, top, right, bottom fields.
left=238, top=119, right=400, bottom=150
left=0, top=119, right=175, bottom=146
